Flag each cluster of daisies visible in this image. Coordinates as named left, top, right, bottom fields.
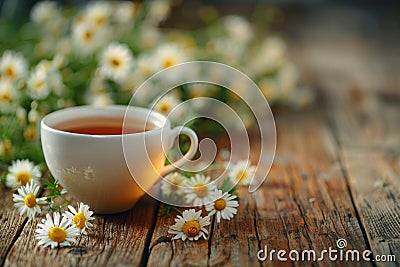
left=163, top=160, right=255, bottom=241
left=0, top=0, right=312, bottom=163
left=4, top=159, right=95, bottom=248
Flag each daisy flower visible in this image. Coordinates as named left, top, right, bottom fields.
left=12, top=183, right=47, bottom=219
left=205, top=189, right=239, bottom=223
left=153, top=94, right=181, bottom=116
left=168, top=209, right=210, bottom=241
left=146, top=0, right=171, bottom=25
left=87, top=92, right=114, bottom=107
left=113, top=1, right=136, bottom=24
left=100, top=42, right=134, bottom=82
left=83, top=166, right=96, bottom=180
left=0, top=139, right=12, bottom=156
left=27, top=69, right=50, bottom=100
left=136, top=54, right=157, bottom=78
left=65, top=202, right=95, bottom=234
left=6, top=159, right=42, bottom=189
left=83, top=1, right=112, bottom=29
left=154, top=43, right=187, bottom=70
left=228, top=160, right=256, bottom=186
left=224, top=15, right=253, bottom=45
left=36, top=212, right=81, bottom=249
left=184, top=174, right=216, bottom=207
left=30, top=1, right=59, bottom=25
left=72, top=22, right=106, bottom=55
left=0, top=80, right=16, bottom=113
left=161, top=172, right=187, bottom=196
left=0, top=50, right=28, bottom=82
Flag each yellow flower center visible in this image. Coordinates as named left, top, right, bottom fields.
left=24, top=126, right=36, bottom=141
left=24, top=193, right=37, bottom=208
left=182, top=220, right=201, bottom=237
left=73, top=212, right=87, bottom=229
left=48, top=226, right=67, bottom=243
left=95, top=16, right=106, bottom=26
left=193, top=183, right=208, bottom=198
left=5, top=66, right=15, bottom=79
left=214, top=198, right=227, bottom=211
left=235, top=169, right=247, bottom=182
left=16, top=171, right=31, bottom=185
left=3, top=140, right=12, bottom=154
left=159, top=103, right=170, bottom=113
left=0, top=91, right=11, bottom=102
left=163, top=57, right=176, bottom=68
left=84, top=31, right=93, bottom=41
left=34, top=79, right=44, bottom=89
left=111, top=58, right=121, bottom=67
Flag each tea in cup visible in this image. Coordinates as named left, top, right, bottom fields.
left=41, top=105, right=198, bottom=214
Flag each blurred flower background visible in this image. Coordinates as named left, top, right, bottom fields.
left=0, top=0, right=313, bottom=165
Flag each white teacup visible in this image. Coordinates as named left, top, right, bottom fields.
left=41, top=105, right=198, bottom=214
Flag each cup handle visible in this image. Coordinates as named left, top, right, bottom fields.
left=160, top=126, right=198, bottom=177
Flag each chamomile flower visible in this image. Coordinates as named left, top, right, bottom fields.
left=100, top=42, right=134, bottom=82
left=113, top=1, right=136, bottom=24
left=205, top=189, right=239, bottom=223
left=83, top=166, right=96, bottom=180
left=168, top=209, right=210, bottom=241
left=88, top=92, right=113, bottom=107
left=161, top=172, right=187, bottom=196
left=259, top=78, right=279, bottom=103
left=184, top=174, right=216, bottom=207
left=228, top=160, right=256, bottom=186
left=146, top=0, right=171, bottom=25
left=153, top=94, right=181, bottom=116
left=0, top=80, right=16, bottom=113
left=72, top=22, right=106, bottom=55
left=36, top=212, right=81, bottom=249
left=251, top=36, right=287, bottom=75
left=27, top=70, right=50, bottom=100
left=0, top=51, right=27, bottom=82
left=6, top=159, right=42, bottom=189
left=30, top=1, right=59, bottom=25
left=224, top=15, right=253, bottom=45
left=12, top=183, right=47, bottom=219
left=154, top=44, right=187, bottom=70
left=65, top=203, right=95, bottom=234
left=136, top=54, right=157, bottom=78
left=83, top=1, right=112, bottom=29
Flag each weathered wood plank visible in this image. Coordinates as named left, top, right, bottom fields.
left=4, top=195, right=158, bottom=267
left=254, top=111, right=370, bottom=266
left=288, top=13, right=400, bottom=265
left=207, top=187, right=260, bottom=267
left=0, top=185, right=27, bottom=266
left=147, top=207, right=210, bottom=267
left=326, top=84, right=400, bottom=266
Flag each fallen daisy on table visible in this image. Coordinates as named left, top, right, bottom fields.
left=65, top=202, right=95, bottom=234
left=228, top=160, right=256, bottom=186
left=184, top=174, right=216, bottom=207
left=13, top=182, right=47, bottom=219
left=161, top=172, right=187, bottom=196
left=206, top=189, right=239, bottom=223
left=36, top=212, right=81, bottom=249
left=6, top=159, right=42, bottom=189
left=168, top=209, right=210, bottom=241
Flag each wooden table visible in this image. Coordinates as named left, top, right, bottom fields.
left=1, top=5, right=399, bottom=267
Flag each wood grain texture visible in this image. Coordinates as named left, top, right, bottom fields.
left=254, top=110, right=370, bottom=266
left=4, top=195, right=158, bottom=267
left=0, top=185, right=27, bottom=266
left=326, top=83, right=400, bottom=266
